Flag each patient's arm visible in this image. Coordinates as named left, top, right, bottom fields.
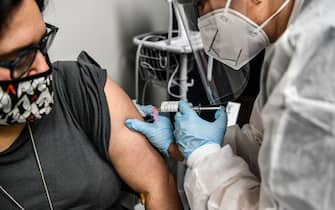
left=104, top=77, right=182, bottom=210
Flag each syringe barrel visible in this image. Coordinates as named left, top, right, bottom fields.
left=160, top=101, right=193, bottom=113
left=160, top=101, right=223, bottom=113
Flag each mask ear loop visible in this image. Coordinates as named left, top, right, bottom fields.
left=225, top=0, right=233, bottom=13
left=256, top=0, right=291, bottom=32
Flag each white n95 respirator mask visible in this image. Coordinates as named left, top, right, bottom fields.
left=198, top=0, right=290, bottom=70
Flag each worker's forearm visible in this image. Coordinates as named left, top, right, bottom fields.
left=224, top=125, right=261, bottom=178
left=145, top=173, right=182, bottom=210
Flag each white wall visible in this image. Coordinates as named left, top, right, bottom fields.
left=44, top=0, right=169, bottom=97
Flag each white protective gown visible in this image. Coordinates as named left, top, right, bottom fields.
left=184, top=0, right=335, bottom=209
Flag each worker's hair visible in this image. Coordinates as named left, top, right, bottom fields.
left=0, top=0, right=47, bottom=36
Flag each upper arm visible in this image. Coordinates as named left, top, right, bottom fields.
left=104, top=77, right=171, bottom=194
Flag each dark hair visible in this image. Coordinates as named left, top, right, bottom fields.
left=0, top=0, right=47, bottom=36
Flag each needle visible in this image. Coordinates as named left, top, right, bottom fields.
left=192, top=106, right=221, bottom=111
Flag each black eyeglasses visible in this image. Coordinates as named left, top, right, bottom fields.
left=0, top=23, right=58, bottom=80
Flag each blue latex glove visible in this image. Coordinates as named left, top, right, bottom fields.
left=174, top=101, right=227, bottom=159
left=135, top=104, right=155, bottom=116
left=125, top=105, right=174, bottom=157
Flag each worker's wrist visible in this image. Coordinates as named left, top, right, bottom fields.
left=187, top=144, right=221, bottom=168
left=168, top=143, right=185, bottom=161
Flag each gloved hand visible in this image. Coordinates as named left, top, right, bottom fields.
left=134, top=104, right=155, bottom=116
left=125, top=105, right=174, bottom=157
left=174, top=101, right=227, bottom=159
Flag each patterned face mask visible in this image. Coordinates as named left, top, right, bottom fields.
left=0, top=69, right=54, bottom=125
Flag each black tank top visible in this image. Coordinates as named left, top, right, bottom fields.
left=0, top=52, right=124, bottom=210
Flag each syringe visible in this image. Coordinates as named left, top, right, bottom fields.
left=159, top=101, right=221, bottom=113
left=191, top=106, right=222, bottom=112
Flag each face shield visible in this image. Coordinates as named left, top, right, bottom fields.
left=173, top=0, right=250, bottom=105
left=173, top=0, right=290, bottom=105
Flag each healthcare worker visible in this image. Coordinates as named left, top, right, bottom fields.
left=0, top=0, right=182, bottom=209
left=126, top=0, right=335, bottom=209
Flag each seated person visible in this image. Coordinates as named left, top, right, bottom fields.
left=0, top=0, right=181, bottom=209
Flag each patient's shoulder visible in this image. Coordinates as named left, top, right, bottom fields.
left=104, top=77, right=142, bottom=131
